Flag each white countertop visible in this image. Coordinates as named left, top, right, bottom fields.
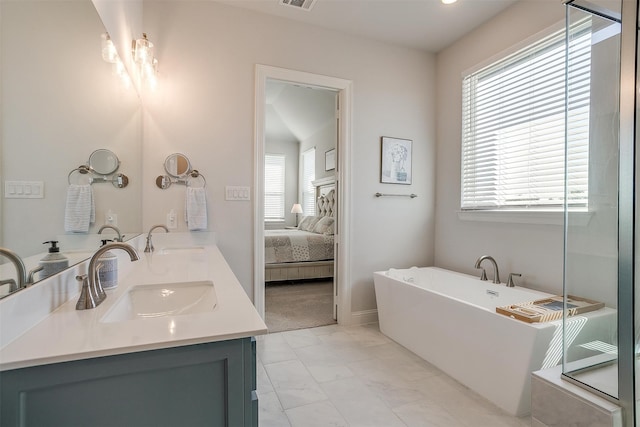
left=0, top=237, right=267, bottom=371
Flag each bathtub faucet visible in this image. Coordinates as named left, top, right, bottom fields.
left=474, top=255, right=500, bottom=284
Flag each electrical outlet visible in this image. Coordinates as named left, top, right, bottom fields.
left=105, top=211, right=118, bottom=226
left=167, top=210, right=177, bottom=229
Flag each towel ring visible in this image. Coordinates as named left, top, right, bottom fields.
left=68, top=165, right=93, bottom=185
left=186, top=170, right=207, bottom=188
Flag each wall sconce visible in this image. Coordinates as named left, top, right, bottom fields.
left=291, top=203, right=303, bottom=226
left=101, top=33, right=131, bottom=88
left=101, top=33, right=118, bottom=63
left=132, top=33, right=159, bottom=89
left=133, top=33, right=154, bottom=65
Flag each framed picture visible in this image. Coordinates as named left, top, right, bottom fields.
left=325, top=148, right=336, bottom=171
left=380, top=136, right=412, bottom=184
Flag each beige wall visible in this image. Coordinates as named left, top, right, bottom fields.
left=434, top=1, right=566, bottom=294
left=141, top=1, right=436, bottom=313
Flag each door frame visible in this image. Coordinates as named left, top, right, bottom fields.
left=253, top=64, right=352, bottom=325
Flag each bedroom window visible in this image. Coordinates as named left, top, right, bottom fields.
left=301, top=148, right=316, bottom=216
left=461, top=22, right=591, bottom=211
left=264, top=154, right=286, bottom=221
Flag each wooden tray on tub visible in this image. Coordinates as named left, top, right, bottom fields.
left=496, top=295, right=604, bottom=323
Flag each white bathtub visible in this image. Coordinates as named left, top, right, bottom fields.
left=373, top=266, right=617, bottom=416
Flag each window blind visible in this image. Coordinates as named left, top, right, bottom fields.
left=461, top=21, right=591, bottom=210
left=264, top=154, right=286, bottom=221
left=301, top=148, right=316, bottom=216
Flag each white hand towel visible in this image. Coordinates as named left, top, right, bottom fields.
left=185, top=187, right=208, bottom=231
left=64, top=184, right=95, bottom=233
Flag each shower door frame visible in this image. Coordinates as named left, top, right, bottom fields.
left=561, top=0, right=638, bottom=425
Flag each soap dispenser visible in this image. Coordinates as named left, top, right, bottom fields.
left=97, top=239, right=118, bottom=290
left=39, top=241, right=69, bottom=279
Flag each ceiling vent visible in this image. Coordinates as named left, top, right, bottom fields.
left=279, top=0, right=318, bottom=12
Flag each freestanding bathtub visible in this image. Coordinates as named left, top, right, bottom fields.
left=373, top=266, right=616, bottom=416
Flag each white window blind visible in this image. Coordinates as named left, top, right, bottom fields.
left=301, top=148, right=316, bottom=216
left=265, top=154, right=286, bottom=221
left=461, top=22, right=591, bottom=211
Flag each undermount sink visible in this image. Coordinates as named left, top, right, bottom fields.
left=101, top=280, right=217, bottom=323
left=155, top=246, right=205, bottom=255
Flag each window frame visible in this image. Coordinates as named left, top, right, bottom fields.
left=300, top=148, right=316, bottom=217
left=264, top=153, right=286, bottom=222
left=459, top=21, right=591, bottom=218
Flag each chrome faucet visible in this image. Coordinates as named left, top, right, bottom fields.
left=0, top=247, right=28, bottom=292
left=76, top=242, right=140, bottom=310
left=474, top=255, right=501, bottom=284
left=98, top=225, right=123, bottom=242
left=507, top=273, right=521, bottom=288
left=144, top=224, right=169, bottom=253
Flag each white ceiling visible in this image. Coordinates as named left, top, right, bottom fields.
left=215, top=0, right=518, bottom=53
left=266, top=81, right=337, bottom=143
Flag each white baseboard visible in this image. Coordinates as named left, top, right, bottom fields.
left=349, top=309, right=378, bottom=325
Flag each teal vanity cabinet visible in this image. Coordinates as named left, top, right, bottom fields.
left=0, top=337, right=258, bottom=427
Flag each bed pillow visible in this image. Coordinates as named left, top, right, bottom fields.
left=298, top=215, right=321, bottom=231
left=312, top=216, right=335, bottom=235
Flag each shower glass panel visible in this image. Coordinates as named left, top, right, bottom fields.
left=636, top=2, right=640, bottom=424
left=563, top=0, right=621, bottom=401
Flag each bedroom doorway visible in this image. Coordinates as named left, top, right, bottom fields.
left=254, top=65, right=352, bottom=329
left=263, top=81, right=337, bottom=332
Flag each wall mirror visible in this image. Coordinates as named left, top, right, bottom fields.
left=0, top=0, right=143, bottom=288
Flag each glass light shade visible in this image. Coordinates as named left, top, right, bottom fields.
left=441, top=0, right=457, bottom=4
left=143, top=57, right=158, bottom=78
left=133, top=33, right=154, bottom=65
left=113, top=58, right=131, bottom=88
left=101, top=33, right=118, bottom=63
left=291, top=204, right=303, bottom=214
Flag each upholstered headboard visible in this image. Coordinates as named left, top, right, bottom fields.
left=317, top=189, right=336, bottom=217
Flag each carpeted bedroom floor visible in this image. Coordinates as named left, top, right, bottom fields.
left=265, top=280, right=336, bottom=333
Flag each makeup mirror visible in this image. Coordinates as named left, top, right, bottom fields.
left=164, top=153, right=192, bottom=178
left=89, top=149, right=120, bottom=175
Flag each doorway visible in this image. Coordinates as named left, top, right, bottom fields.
left=254, top=65, right=352, bottom=327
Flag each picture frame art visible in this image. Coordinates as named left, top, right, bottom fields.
left=380, top=136, right=412, bottom=184
left=325, top=148, right=336, bottom=171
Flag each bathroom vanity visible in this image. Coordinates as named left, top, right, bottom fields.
left=0, top=233, right=267, bottom=426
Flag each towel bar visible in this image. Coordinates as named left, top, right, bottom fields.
left=375, top=192, right=417, bottom=198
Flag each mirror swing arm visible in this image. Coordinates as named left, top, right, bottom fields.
left=155, top=153, right=206, bottom=189
left=67, top=149, right=129, bottom=189
left=156, top=169, right=206, bottom=189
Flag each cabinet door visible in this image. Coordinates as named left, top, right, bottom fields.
left=1, top=339, right=255, bottom=427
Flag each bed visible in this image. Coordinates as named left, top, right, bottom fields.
left=264, top=184, right=335, bottom=282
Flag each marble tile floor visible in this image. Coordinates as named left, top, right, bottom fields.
left=257, top=323, right=532, bottom=427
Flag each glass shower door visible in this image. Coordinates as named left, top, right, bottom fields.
left=563, top=0, right=621, bottom=401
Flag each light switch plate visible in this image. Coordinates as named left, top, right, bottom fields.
left=4, top=181, right=44, bottom=199
left=225, top=186, right=250, bottom=201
